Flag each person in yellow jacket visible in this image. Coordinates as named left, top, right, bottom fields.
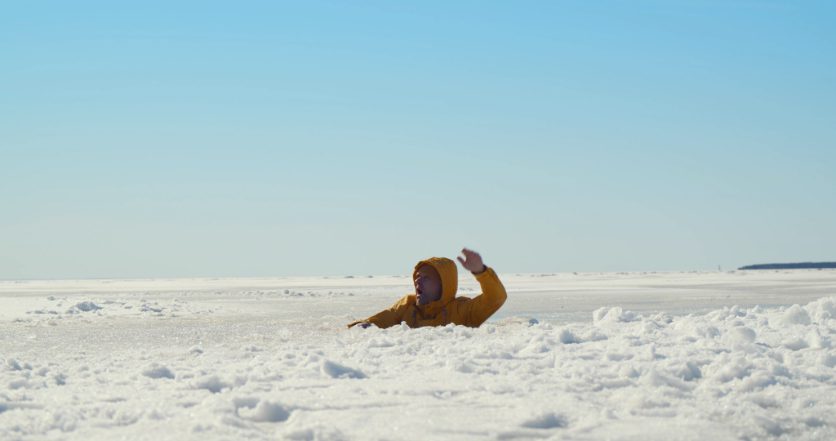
left=347, top=248, right=507, bottom=329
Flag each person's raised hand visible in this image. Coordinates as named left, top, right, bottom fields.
left=457, top=248, right=487, bottom=274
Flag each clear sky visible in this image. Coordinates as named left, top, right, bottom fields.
left=2, top=1, right=835, bottom=279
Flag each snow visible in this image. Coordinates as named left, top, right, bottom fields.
left=142, top=363, right=175, bottom=380
left=1, top=270, right=835, bottom=440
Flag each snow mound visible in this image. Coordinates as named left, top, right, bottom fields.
left=191, top=375, right=230, bottom=393
left=557, top=328, right=586, bottom=344
left=520, top=412, right=567, bottom=429
left=142, top=363, right=175, bottom=379
left=806, top=297, right=836, bottom=322
left=780, top=304, right=811, bottom=325
left=5, top=358, right=30, bottom=371
left=321, top=360, right=366, bottom=379
left=593, top=306, right=639, bottom=324
left=69, top=301, right=102, bottom=313
left=237, top=399, right=290, bottom=422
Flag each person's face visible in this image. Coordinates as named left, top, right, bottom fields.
left=414, top=265, right=442, bottom=305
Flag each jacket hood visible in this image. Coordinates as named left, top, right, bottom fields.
left=413, top=257, right=458, bottom=313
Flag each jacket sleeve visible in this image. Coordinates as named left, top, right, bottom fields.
left=347, top=295, right=411, bottom=329
left=458, top=267, right=507, bottom=327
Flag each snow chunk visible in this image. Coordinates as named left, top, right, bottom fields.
left=321, top=360, right=366, bottom=379
left=520, top=412, right=567, bottom=429
left=674, top=361, right=702, bottom=381
left=783, top=338, right=809, bottom=351
left=708, top=355, right=753, bottom=383
left=192, top=375, right=230, bottom=393
left=805, top=330, right=829, bottom=349
left=806, top=297, right=836, bottom=323
left=739, top=371, right=777, bottom=391
left=5, top=358, right=30, bottom=371
left=142, top=363, right=175, bottom=379
left=140, top=303, right=164, bottom=314
left=780, top=304, right=811, bottom=326
left=69, top=301, right=102, bottom=313
left=755, top=415, right=787, bottom=436
left=725, top=326, right=757, bottom=347
left=557, top=328, right=581, bottom=344
left=643, top=368, right=693, bottom=391
left=237, top=400, right=290, bottom=422
left=593, top=306, right=638, bottom=324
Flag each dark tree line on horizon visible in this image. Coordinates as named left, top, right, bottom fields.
left=738, top=262, right=836, bottom=270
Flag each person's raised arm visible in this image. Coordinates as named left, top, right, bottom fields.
left=456, top=248, right=507, bottom=327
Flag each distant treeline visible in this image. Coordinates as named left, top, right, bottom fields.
left=738, top=262, right=836, bottom=270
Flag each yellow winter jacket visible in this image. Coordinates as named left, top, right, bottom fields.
left=347, top=257, right=507, bottom=329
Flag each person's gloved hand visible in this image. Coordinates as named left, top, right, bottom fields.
left=457, top=248, right=487, bottom=274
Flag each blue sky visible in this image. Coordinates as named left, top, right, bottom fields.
left=2, top=1, right=835, bottom=279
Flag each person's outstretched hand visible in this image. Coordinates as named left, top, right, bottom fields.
left=457, top=248, right=487, bottom=274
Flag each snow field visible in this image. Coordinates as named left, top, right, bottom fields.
left=1, top=272, right=835, bottom=440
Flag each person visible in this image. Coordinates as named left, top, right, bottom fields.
left=347, top=248, right=507, bottom=329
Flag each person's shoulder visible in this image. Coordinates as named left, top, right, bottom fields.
left=454, top=296, right=473, bottom=303
left=394, top=294, right=416, bottom=307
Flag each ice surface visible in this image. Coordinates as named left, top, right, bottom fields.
left=1, top=270, right=835, bottom=440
